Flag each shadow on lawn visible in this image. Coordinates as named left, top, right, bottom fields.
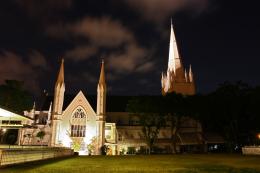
left=192, top=164, right=260, bottom=173
left=0, top=156, right=77, bottom=171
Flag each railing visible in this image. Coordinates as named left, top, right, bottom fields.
left=0, top=147, right=74, bottom=166
left=0, top=145, right=49, bottom=149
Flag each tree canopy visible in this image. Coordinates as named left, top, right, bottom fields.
left=127, top=81, right=260, bottom=152
left=0, top=80, right=33, bottom=113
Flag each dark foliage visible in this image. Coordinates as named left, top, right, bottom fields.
left=127, top=81, right=260, bottom=153
left=0, top=80, right=33, bottom=113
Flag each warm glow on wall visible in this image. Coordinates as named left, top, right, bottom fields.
left=257, top=133, right=260, bottom=140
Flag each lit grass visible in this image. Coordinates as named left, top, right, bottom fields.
left=1, top=154, right=260, bottom=173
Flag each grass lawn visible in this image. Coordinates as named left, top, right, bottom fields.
left=1, top=154, right=260, bottom=173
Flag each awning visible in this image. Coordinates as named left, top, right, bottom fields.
left=177, top=133, right=203, bottom=145
left=0, top=107, right=30, bottom=128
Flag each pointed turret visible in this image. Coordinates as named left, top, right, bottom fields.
left=47, top=102, right=52, bottom=124
left=98, top=59, right=106, bottom=86
left=189, top=65, right=194, bottom=83
left=168, top=19, right=176, bottom=72
left=161, top=72, right=164, bottom=87
left=55, top=59, right=64, bottom=87
left=96, top=60, right=106, bottom=154
left=53, top=59, right=65, bottom=115
left=168, top=19, right=182, bottom=73
left=97, top=59, right=106, bottom=115
left=185, top=69, right=188, bottom=83
left=51, top=59, right=65, bottom=146
left=167, top=20, right=186, bottom=83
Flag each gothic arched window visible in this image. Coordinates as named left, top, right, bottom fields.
left=71, top=107, right=87, bottom=137
left=71, top=125, right=86, bottom=137
left=72, top=107, right=86, bottom=118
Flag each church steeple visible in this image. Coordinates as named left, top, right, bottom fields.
left=53, top=58, right=65, bottom=115
left=98, top=59, right=106, bottom=86
left=161, top=20, right=196, bottom=95
left=55, top=59, right=64, bottom=87
left=51, top=58, right=65, bottom=146
left=96, top=60, right=106, bottom=154
left=97, top=59, right=106, bottom=115
left=168, top=19, right=182, bottom=73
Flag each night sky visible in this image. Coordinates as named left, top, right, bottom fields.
left=0, top=0, right=259, bottom=97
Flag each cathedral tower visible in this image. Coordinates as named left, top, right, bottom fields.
left=161, top=21, right=195, bottom=95
left=96, top=60, right=106, bottom=154
left=51, top=59, right=65, bottom=146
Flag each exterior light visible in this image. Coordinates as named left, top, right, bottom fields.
left=2, top=128, right=7, bottom=132
left=257, top=133, right=260, bottom=140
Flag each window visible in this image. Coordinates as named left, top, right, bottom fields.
left=72, top=108, right=86, bottom=118
left=118, top=134, right=123, bottom=141
left=71, top=125, right=86, bottom=137
left=70, top=107, right=87, bottom=137
left=105, top=126, right=111, bottom=130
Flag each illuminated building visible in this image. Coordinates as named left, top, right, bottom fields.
left=18, top=23, right=221, bottom=155
left=161, top=21, right=195, bottom=95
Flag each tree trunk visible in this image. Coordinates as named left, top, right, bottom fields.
left=170, top=116, right=180, bottom=154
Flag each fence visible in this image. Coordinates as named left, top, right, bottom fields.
left=242, top=146, right=260, bottom=155
left=0, top=147, right=74, bottom=166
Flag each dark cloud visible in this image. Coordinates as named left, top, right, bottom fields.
left=28, top=50, right=48, bottom=69
left=0, top=51, right=37, bottom=92
left=15, top=0, right=72, bottom=15
left=136, top=61, right=155, bottom=73
left=47, top=17, right=134, bottom=47
left=64, top=45, right=98, bottom=62
left=1, top=0, right=257, bottom=96
left=68, top=17, right=134, bottom=47
left=107, top=44, right=148, bottom=73
left=47, top=16, right=154, bottom=77
left=15, top=0, right=73, bottom=26
left=124, top=0, right=210, bottom=22
left=0, top=50, right=49, bottom=93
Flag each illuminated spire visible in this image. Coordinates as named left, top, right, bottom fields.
left=53, top=58, right=65, bottom=115
left=98, top=59, right=106, bottom=86
left=168, top=19, right=181, bottom=73
left=189, top=65, right=194, bottom=83
left=47, top=102, right=52, bottom=123
left=33, top=101, right=36, bottom=110
left=185, top=69, right=188, bottom=82
left=55, top=58, right=64, bottom=86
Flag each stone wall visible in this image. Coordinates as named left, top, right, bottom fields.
left=242, top=146, right=260, bottom=155
left=0, top=147, right=74, bottom=166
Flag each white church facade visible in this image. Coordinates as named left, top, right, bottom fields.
left=17, top=23, right=221, bottom=155
left=20, top=60, right=113, bottom=155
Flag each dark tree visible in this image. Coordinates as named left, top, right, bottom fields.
left=127, top=96, right=165, bottom=154
left=195, top=81, right=257, bottom=152
left=164, top=93, right=187, bottom=153
left=0, top=80, right=33, bottom=113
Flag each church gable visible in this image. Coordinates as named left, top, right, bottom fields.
left=52, top=91, right=97, bottom=150
left=62, top=91, right=96, bottom=119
